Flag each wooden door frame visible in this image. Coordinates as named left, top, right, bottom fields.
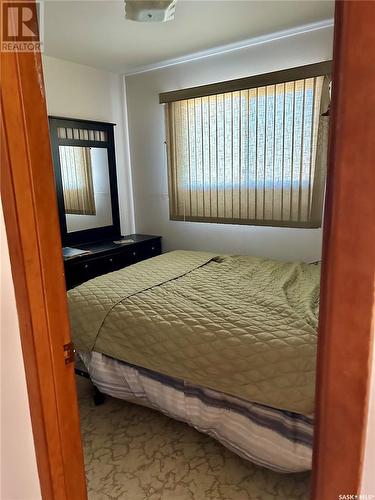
left=0, top=1, right=374, bottom=499
left=0, top=2, right=87, bottom=498
left=311, top=1, right=375, bottom=497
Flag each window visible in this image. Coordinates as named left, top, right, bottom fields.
left=162, top=63, right=331, bottom=228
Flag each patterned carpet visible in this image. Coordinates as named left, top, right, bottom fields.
left=77, top=377, right=311, bottom=500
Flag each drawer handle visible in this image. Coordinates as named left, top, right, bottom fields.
left=109, top=258, right=113, bottom=263
left=151, top=246, right=155, bottom=251
left=132, top=251, right=136, bottom=256
left=84, top=264, right=89, bottom=269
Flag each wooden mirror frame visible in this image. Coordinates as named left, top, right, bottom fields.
left=49, top=116, right=121, bottom=246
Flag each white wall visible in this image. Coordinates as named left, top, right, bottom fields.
left=361, top=328, right=375, bottom=495
left=42, top=55, right=135, bottom=236
left=0, top=203, right=41, bottom=500
left=125, top=26, right=333, bottom=261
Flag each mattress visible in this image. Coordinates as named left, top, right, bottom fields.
left=69, top=250, right=320, bottom=414
left=79, top=351, right=313, bottom=473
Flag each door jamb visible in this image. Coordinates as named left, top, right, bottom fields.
left=311, top=2, right=375, bottom=497
left=1, top=3, right=87, bottom=498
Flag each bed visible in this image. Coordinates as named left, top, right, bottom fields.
left=69, top=250, right=320, bottom=473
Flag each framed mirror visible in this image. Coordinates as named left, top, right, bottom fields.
left=49, top=116, right=121, bottom=246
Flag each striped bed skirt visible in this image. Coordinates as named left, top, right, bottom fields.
left=79, top=351, right=313, bottom=473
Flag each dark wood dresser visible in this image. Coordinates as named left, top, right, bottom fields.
left=63, top=234, right=162, bottom=290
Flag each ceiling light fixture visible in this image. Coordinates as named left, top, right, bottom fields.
left=125, top=1, right=177, bottom=23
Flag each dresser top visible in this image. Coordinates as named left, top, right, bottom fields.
left=63, top=234, right=161, bottom=261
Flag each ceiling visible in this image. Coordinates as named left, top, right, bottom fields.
left=43, top=0, right=334, bottom=74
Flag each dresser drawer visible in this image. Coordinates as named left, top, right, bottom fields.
left=101, top=249, right=134, bottom=272
left=66, top=251, right=131, bottom=285
left=64, top=236, right=162, bottom=289
left=138, top=239, right=162, bottom=260
left=65, top=257, right=107, bottom=288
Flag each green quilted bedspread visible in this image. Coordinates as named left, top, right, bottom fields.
left=68, top=250, right=320, bottom=414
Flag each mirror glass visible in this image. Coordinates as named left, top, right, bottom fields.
left=59, top=145, right=113, bottom=233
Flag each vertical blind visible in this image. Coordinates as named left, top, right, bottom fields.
left=166, top=74, right=330, bottom=227
left=59, top=146, right=96, bottom=215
